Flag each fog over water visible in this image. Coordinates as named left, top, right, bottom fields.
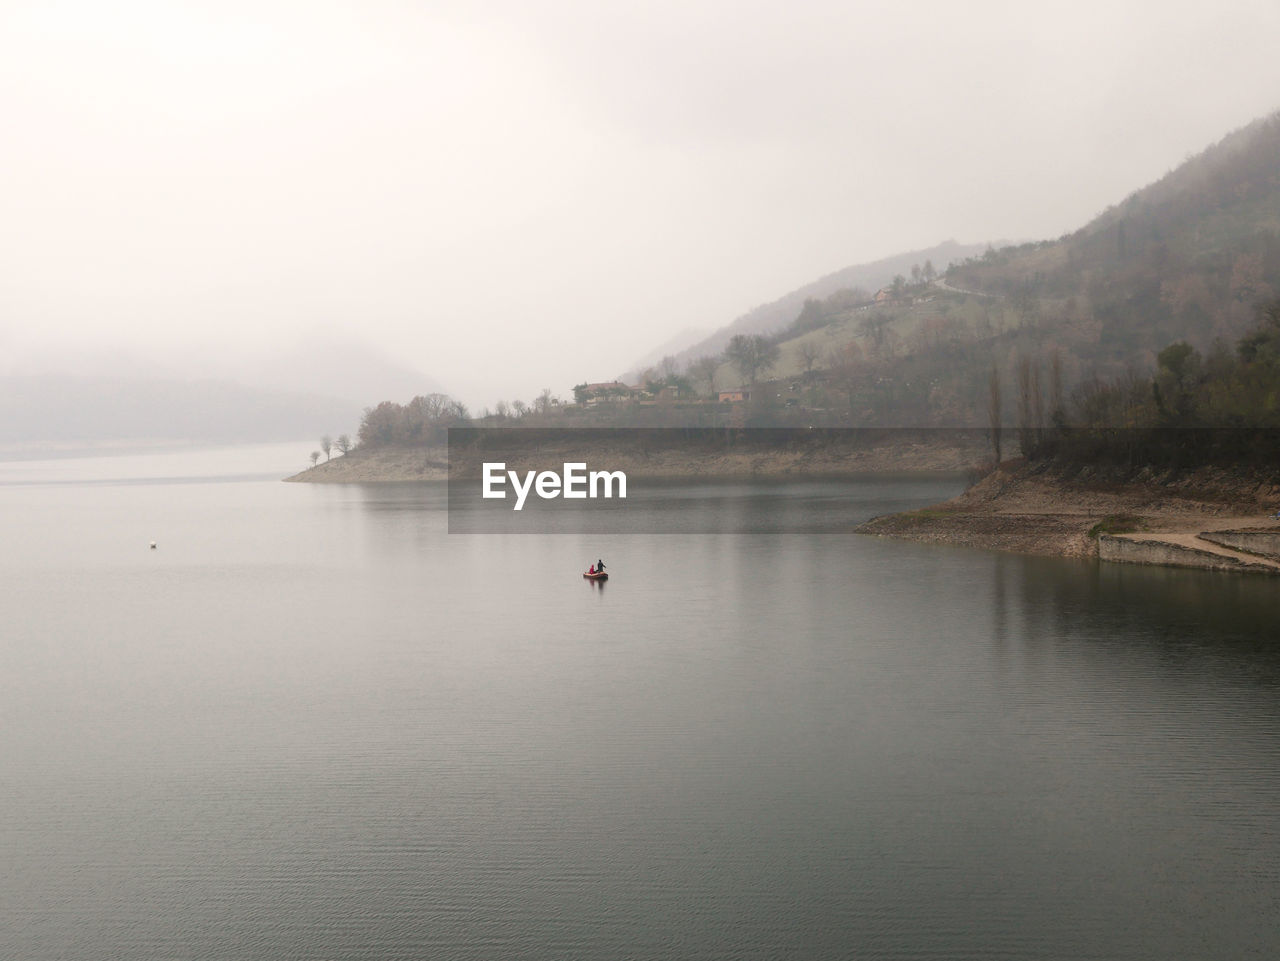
left=4, top=1, right=1280, bottom=407
left=2, top=446, right=1278, bottom=959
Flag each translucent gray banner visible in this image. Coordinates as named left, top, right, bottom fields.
left=446, top=427, right=987, bottom=533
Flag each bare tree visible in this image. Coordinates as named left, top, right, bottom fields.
left=797, top=341, right=822, bottom=375
left=689, top=355, right=721, bottom=395
left=417, top=393, right=451, bottom=420
left=1016, top=357, right=1032, bottom=454
left=827, top=342, right=865, bottom=416
left=320, top=435, right=333, bottom=461
left=310, top=450, right=321, bottom=467
left=725, top=334, right=779, bottom=385
left=1031, top=362, right=1044, bottom=448
left=859, top=314, right=895, bottom=358
left=1048, top=350, right=1064, bottom=426
left=335, top=434, right=353, bottom=455
left=1015, top=355, right=1044, bottom=455
left=987, top=366, right=1002, bottom=464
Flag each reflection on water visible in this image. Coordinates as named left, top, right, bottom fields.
left=1, top=452, right=1278, bottom=961
left=989, top=549, right=1280, bottom=672
left=447, top=474, right=969, bottom=533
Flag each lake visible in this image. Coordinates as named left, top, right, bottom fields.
left=2, top=443, right=1278, bottom=960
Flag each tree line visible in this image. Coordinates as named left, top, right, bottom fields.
left=991, top=299, right=1280, bottom=470
left=357, top=393, right=471, bottom=447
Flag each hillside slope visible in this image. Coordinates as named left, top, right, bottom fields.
left=631, top=240, right=989, bottom=378
left=947, top=111, right=1280, bottom=362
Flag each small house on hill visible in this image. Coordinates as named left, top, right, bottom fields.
left=578, top=381, right=639, bottom=405
left=718, top=388, right=751, bottom=403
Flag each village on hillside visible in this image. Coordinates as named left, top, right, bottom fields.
left=568, top=281, right=929, bottom=414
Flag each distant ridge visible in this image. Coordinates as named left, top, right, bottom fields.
left=231, top=337, right=444, bottom=409
left=0, top=374, right=360, bottom=448
left=1, top=335, right=447, bottom=450
left=624, top=240, right=991, bottom=379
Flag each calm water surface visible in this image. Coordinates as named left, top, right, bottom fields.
left=2, top=444, right=1278, bottom=960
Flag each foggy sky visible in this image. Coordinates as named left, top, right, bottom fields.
left=3, top=0, right=1279, bottom=410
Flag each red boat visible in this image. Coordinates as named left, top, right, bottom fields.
left=583, top=570, right=609, bottom=581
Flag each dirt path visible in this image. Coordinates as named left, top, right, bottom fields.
left=1109, top=523, right=1280, bottom=571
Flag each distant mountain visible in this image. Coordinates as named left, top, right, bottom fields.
left=0, top=374, right=360, bottom=449
left=631, top=240, right=991, bottom=378
left=0, top=334, right=449, bottom=451
left=228, top=337, right=443, bottom=409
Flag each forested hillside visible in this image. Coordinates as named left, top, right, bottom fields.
left=948, top=112, right=1280, bottom=364
left=636, top=239, right=989, bottom=379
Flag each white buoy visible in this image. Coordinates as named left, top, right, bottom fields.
left=150, top=541, right=156, bottom=549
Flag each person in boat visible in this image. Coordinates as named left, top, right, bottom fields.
left=596, top=558, right=606, bottom=572
left=588, top=564, right=596, bottom=575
